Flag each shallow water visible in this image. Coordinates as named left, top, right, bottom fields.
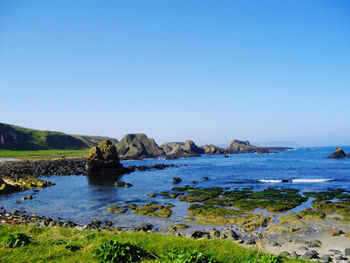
left=1, top=146, right=349, bottom=231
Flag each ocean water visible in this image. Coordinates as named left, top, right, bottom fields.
left=1, top=146, right=349, bottom=231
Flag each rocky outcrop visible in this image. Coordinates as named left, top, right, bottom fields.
left=161, top=140, right=203, bottom=159
left=86, top=140, right=132, bottom=176
left=201, top=144, right=224, bottom=155
left=116, top=134, right=165, bottom=160
left=224, top=139, right=290, bottom=154
left=327, top=147, right=349, bottom=159
left=225, top=140, right=257, bottom=153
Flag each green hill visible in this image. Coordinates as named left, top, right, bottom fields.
left=0, top=123, right=118, bottom=150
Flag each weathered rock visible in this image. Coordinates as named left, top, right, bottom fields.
left=115, top=181, right=132, bottom=187
left=162, top=140, right=203, bottom=159
left=319, top=255, right=332, bottom=263
left=344, top=248, right=350, bottom=257
left=220, top=230, right=239, bottom=240
left=290, top=251, right=299, bottom=258
left=186, top=230, right=209, bottom=239
left=327, top=229, right=344, bottom=236
left=209, top=229, right=220, bottom=238
left=327, top=147, right=349, bottom=159
left=172, top=177, right=182, bottom=184
left=307, top=240, right=322, bottom=248
left=302, top=250, right=319, bottom=260
left=201, top=144, right=224, bottom=155
left=279, top=251, right=290, bottom=257
left=116, top=134, right=165, bottom=160
left=86, top=140, right=132, bottom=176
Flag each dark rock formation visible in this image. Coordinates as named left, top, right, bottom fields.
left=172, top=177, right=182, bottom=184
left=225, top=139, right=292, bottom=154
left=327, top=147, right=349, bottom=159
left=86, top=140, right=131, bottom=176
left=116, top=133, right=165, bottom=160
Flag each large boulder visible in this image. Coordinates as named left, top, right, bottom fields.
left=86, top=140, right=127, bottom=176
left=116, top=134, right=165, bottom=160
left=327, top=147, right=349, bottom=159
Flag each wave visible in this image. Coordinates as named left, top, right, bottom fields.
left=259, top=179, right=334, bottom=183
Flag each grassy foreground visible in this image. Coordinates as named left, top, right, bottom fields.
left=0, top=224, right=308, bottom=263
left=0, top=149, right=89, bottom=159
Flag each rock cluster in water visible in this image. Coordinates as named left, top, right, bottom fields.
left=114, top=133, right=292, bottom=160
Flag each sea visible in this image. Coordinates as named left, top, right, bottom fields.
left=1, top=146, right=349, bottom=231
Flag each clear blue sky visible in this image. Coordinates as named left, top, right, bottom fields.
left=1, top=0, right=349, bottom=146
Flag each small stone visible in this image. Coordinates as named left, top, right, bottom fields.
left=220, top=229, right=239, bottom=240
left=290, top=251, right=299, bottom=258
left=327, top=229, right=344, bottom=236
left=115, top=181, right=126, bottom=187
left=329, top=249, right=341, bottom=254
left=319, top=255, right=332, bottom=263
left=299, top=246, right=309, bottom=251
left=307, top=240, right=322, bottom=248
left=172, top=177, right=182, bottom=184
left=147, top=193, right=156, bottom=198
left=209, top=229, right=220, bottom=238
left=202, top=177, right=208, bottom=180
left=186, top=230, right=207, bottom=239
left=302, top=250, right=319, bottom=260
left=345, top=248, right=350, bottom=256
left=244, top=237, right=256, bottom=245
left=279, top=251, right=290, bottom=257
left=334, top=255, right=346, bottom=261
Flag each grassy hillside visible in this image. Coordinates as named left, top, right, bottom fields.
left=0, top=224, right=308, bottom=263
left=0, top=123, right=118, bottom=151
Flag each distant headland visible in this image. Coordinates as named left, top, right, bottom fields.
left=0, top=122, right=292, bottom=160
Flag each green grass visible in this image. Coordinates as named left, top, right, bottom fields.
left=0, top=224, right=309, bottom=263
left=0, top=149, right=89, bottom=159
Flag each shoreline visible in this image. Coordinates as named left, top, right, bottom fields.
left=1, top=206, right=349, bottom=262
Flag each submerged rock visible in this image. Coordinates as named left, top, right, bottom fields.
left=172, top=177, right=182, bottom=184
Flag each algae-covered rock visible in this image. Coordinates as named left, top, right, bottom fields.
left=115, top=181, right=133, bottom=187
left=0, top=177, right=54, bottom=195
left=168, top=223, right=189, bottom=232
left=130, top=202, right=172, bottom=218
left=107, top=205, right=128, bottom=214
left=86, top=140, right=131, bottom=176
left=116, top=134, right=165, bottom=160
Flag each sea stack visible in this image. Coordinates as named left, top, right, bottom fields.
left=86, top=140, right=129, bottom=176
left=327, top=147, right=349, bottom=159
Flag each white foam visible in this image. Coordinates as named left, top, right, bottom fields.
left=259, top=179, right=282, bottom=183
left=259, top=178, right=334, bottom=183
left=291, top=179, right=334, bottom=183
